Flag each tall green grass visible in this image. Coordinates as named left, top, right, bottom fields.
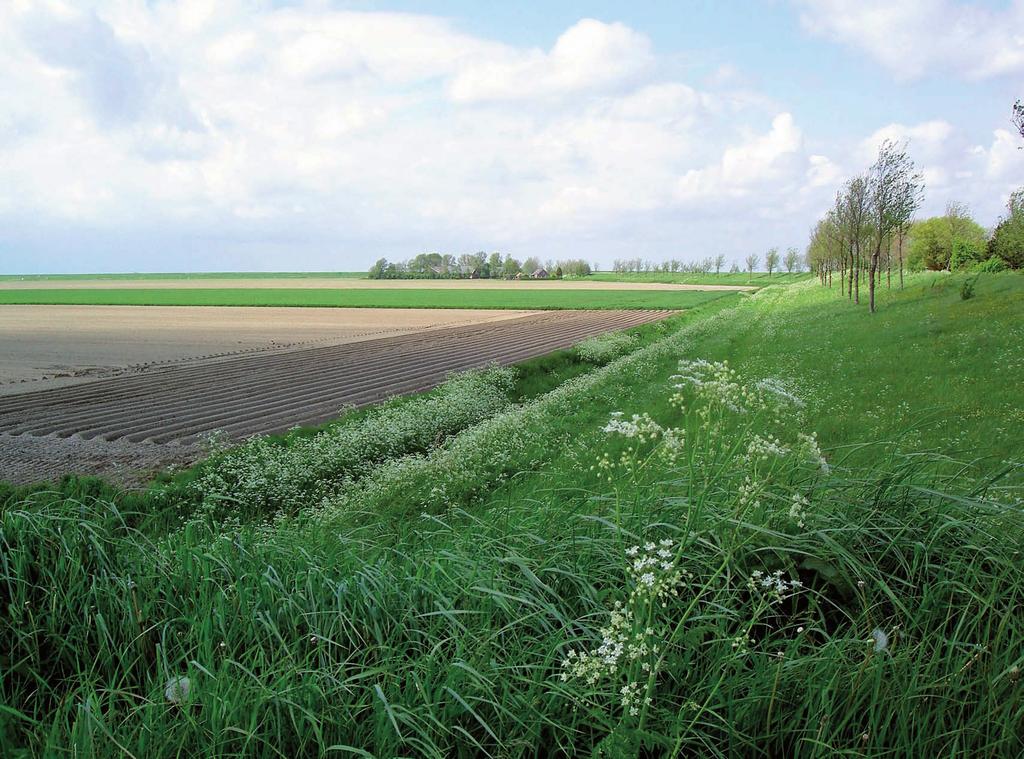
left=0, top=272, right=366, bottom=281
left=1, top=274, right=1021, bottom=756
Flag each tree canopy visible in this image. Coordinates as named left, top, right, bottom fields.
left=907, top=208, right=987, bottom=271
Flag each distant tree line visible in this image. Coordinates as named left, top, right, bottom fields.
left=611, top=251, right=803, bottom=276
left=368, top=252, right=593, bottom=279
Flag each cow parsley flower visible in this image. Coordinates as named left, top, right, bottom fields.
left=798, top=432, right=830, bottom=474
left=788, top=493, right=809, bottom=528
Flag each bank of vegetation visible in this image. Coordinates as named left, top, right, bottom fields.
left=1, top=273, right=1021, bottom=756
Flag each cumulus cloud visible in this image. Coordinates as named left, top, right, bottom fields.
left=676, top=114, right=805, bottom=202
left=450, top=19, right=652, bottom=102
left=795, top=0, right=1024, bottom=80
left=0, top=1, right=1018, bottom=273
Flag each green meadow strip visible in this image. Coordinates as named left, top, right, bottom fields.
left=0, top=287, right=732, bottom=310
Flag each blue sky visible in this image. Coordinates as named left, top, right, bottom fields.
left=1, top=0, right=1021, bottom=273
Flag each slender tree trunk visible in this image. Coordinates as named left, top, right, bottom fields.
left=869, top=243, right=880, bottom=313
left=854, top=248, right=860, bottom=304
left=848, top=248, right=854, bottom=300
left=898, top=230, right=905, bottom=289
left=886, top=237, right=892, bottom=289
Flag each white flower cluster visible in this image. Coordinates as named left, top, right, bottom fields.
left=576, top=331, right=640, bottom=365
left=747, top=570, right=803, bottom=602
left=798, top=432, right=830, bottom=475
left=619, top=682, right=651, bottom=717
left=672, top=359, right=752, bottom=414
left=625, top=539, right=687, bottom=606
left=561, top=604, right=655, bottom=687
left=788, top=493, right=809, bottom=528
left=744, top=434, right=790, bottom=463
left=561, top=540, right=686, bottom=716
left=755, top=377, right=806, bottom=409
left=671, top=359, right=806, bottom=417
left=602, top=412, right=663, bottom=440
left=738, top=475, right=762, bottom=509
left=189, top=367, right=516, bottom=514
left=657, top=426, right=686, bottom=464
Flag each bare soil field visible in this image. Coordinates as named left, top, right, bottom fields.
left=0, top=309, right=671, bottom=485
left=0, top=305, right=535, bottom=393
left=0, top=277, right=753, bottom=291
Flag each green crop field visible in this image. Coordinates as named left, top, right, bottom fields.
left=588, top=271, right=814, bottom=286
left=1, top=272, right=1022, bottom=757
left=0, top=271, right=366, bottom=281
left=0, top=287, right=732, bottom=310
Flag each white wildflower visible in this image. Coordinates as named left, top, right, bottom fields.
left=798, top=432, right=830, bottom=475
left=788, top=493, right=809, bottom=528
left=164, top=676, right=191, bottom=705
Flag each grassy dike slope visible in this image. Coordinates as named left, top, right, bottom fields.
left=1, top=274, right=1021, bottom=757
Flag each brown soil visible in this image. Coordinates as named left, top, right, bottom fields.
left=0, top=309, right=672, bottom=485
left=0, top=305, right=535, bottom=393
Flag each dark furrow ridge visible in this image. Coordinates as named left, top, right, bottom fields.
left=163, top=310, right=664, bottom=442
left=1, top=310, right=672, bottom=444
left=3, top=312, right=625, bottom=436
left=3, top=311, right=613, bottom=432
left=124, top=311, right=654, bottom=443
left=0, top=311, right=588, bottom=412
left=42, top=311, right=654, bottom=440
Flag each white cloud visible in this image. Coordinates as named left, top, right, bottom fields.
left=449, top=19, right=652, bottom=102
left=795, top=0, right=1024, bottom=80
left=0, top=1, right=1018, bottom=273
left=676, top=113, right=805, bottom=202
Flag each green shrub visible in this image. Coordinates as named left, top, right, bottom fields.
left=973, top=256, right=1007, bottom=273
left=960, top=274, right=979, bottom=300
left=949, top=238, right=987, bottom=270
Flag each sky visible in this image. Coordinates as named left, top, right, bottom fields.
left=0, top=0, right=1022, bottom=274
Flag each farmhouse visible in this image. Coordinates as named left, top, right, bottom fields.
left=531, top=268, right=549, bottom=279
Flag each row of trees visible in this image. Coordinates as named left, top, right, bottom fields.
left=368, top=252, right=593, bottom=279
left=809, top=101, right=1024, bottom=308
left=806, top=140, right=924, bottom=312
left=611, top=250, right=805, bottom=276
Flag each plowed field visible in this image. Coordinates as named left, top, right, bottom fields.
left=0, top=309, right=671, bottom=484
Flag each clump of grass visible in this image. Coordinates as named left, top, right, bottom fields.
left=960, top=273, right=979, bottom=300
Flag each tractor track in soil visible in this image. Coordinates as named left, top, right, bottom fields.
left=0, top=309, right=672, bottom=485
